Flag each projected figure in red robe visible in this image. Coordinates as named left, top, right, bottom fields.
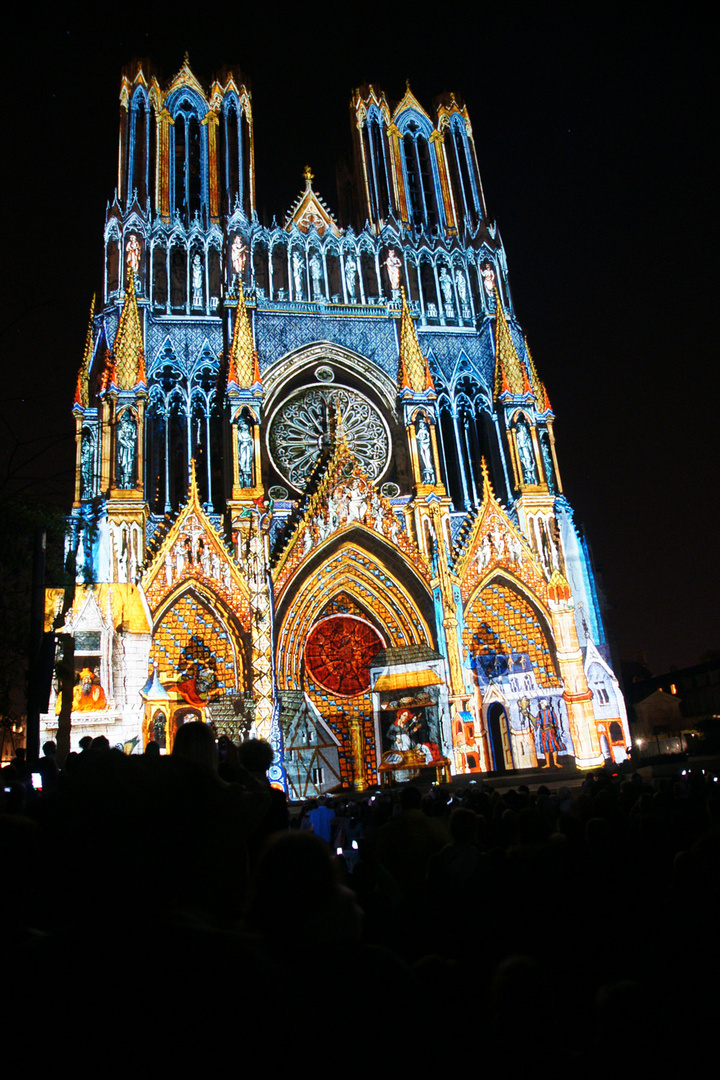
left=535, top=698, right=564, bottom=769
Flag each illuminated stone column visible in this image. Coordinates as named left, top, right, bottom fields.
left=204, top=110, right=220, bottom=222
left=72, top=409, right=84, bottom=508
left=157, top=108, right=173, bottom=221
left=430, top=129, right=457, bottom=235
left=546, top=419, right=563, bottom=493
left=239, top=515, right=274, bottom=741
left=101, top=393, right=115, bottom=494
left=386, top=123, right=409, bottom=224
left=118, top=74, right=130, bottom=202
left=548, top=571, right=603, bottom=769
left=349, top=716, right=366, bottom=791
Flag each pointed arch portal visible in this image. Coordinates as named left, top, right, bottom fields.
left=275, top=536, right=436, bottom=787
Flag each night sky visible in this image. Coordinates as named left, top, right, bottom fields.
left=2, top=7, right=715, bottom=676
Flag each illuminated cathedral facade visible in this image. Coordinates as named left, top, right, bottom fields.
left=43, top=57, right=629, bottom=791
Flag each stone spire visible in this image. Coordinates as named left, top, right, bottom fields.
left=112, top=272, right=146, bottom=390
left=524, top=336, right=552, bottom=412
left=398, top=288, right=433, bottom=393
left=74, top=296, right=95, bottom=408
left=493, top=290, right=524, bottom=399
left=227, top=282, right=260, bottom=390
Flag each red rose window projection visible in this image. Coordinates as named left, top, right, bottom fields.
left=304, top=616, right=384, bottom=697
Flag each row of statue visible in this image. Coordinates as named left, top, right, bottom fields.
left=163, top=523, right=233, bottom=590
left=301, top=477, right=403, bottom=553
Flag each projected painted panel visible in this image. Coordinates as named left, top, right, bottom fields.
left=305, top=615, right=383, bottom=697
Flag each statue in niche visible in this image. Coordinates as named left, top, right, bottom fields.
left=509, top=533, right=523, bottom=565
left=201, top=541, right=211, bottom=576
left=126, top=234, right=141, bottom=274
left=230, top=235, right=247, bottom=277
left=491, top=523, right=506, bottom=560
left=383, top=248, right=402, bottom=294
left=75, top=531, right=85, bottom=584
left=477, top=533, right=492, bottom=572
left=455, top=269, right=468, bottom=308
left=237, top=419, right=254, bottom=487
left=116, top=411, right=137, bottom=488
left=540, top=433, right=556, bottom=494
left=191, top=254, right=203, bottom=308
left=439, top=266, right=454, bottom=313
left=152, top=711, right=167, bottom=750
left=81, top=431, right=94, bottom=496
left=310, top=253, right=324, bottom=299
left=416, top=418, right=436, bottom=484
left=481, top=260, right=496, bottom=296
left=292, top=251, right=304, bottom=299
left=344, top=255, right=357, bottom=301
left=117, top=540, right=128, bottom=583
left=425, top=520, right=439, bottom=572
left=515, top=422, right=538, bottom=485
left=347, top=479, right=368, bottom=523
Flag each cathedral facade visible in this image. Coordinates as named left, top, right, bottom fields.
left=44, top=57, right=629, bottom=791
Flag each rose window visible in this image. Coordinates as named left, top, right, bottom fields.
left=268, top=385, right=390, bottom=490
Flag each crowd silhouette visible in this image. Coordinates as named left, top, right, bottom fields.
left=3, top=727, right=718, bottom=1071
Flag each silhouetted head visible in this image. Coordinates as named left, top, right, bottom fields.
left=172, top=721, right=217, bottom=772
left=237, top=738, right=274, bottom=775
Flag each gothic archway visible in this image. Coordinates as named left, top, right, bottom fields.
left=151, top=581, right=248, bottom=707
left=275, top=537, right=435, bottom=787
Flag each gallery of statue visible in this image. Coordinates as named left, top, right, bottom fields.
left=43, top=57, right=629, bottom=793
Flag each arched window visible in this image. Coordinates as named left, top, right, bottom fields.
left=437, top=395, right=463, bottom=508
left=271, top=238, right=288, bottom=300
left=538, top=429, right=556, bottom=493
left=170, top=241, right=187, bottom=313
left=401, top=120, right=441, bottom=233
left=152, top=240, right=168, bottom=313
left=445, top=117, right=479, bottom=231
left=222, top=97, right=242, bottom=216
left=128, top=90, right=150, bottom=207
left=105, top=227, right=120, bottom=300
left=146, top=351, right=222, bottom=513
left=170, top=97, right=205, bottom=225
left=362, top=109, right=392, bottom=222
left=514, top=416, right=539, bottom=487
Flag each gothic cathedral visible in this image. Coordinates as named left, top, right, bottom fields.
left=44, top=57, right=629, bottom=791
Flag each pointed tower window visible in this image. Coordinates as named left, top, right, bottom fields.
left=363, top=111, right=392, bottom=223
left=128, top=91, right=149, bottom=207
left=152, top=241, right=168, bottom=313
left=402, top=122, right=440, bottom=233
left=446, top=117, right=479, bottom=231
left=222, top=99, right=241, bottom=215
left=171, top=99, right=205, bottom=225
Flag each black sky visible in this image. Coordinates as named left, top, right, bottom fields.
left=1, top=5, right=715, bottom=675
